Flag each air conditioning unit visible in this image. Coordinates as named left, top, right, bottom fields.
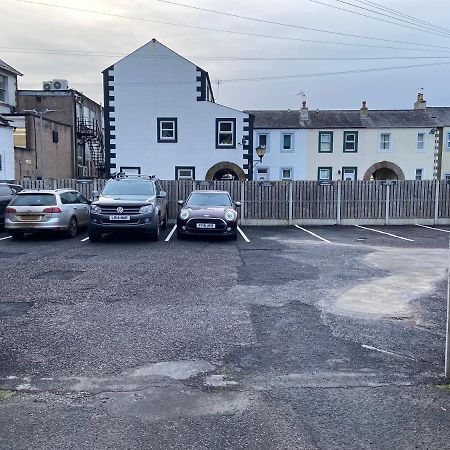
left=42, top=79, right=69, bottom=91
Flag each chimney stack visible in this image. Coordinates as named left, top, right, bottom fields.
left=414, top=92, right=426, bottom=110
left=360, top=101, right=368, bottom=119
left=300, top=100, right=309, bottom=122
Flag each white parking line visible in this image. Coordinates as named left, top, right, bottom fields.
left=80, top=236, right=89, bottom=242
left=165, top=224, right=177, bottom=242
left=294, top=225, right=331, bottom=243
left=0, top=236, right=12, bottom=241
left=237, top=226, right=250, bottom=243
left=354, top=225, right=414, bottom=242
left=416, top=224, right=450, bottom=234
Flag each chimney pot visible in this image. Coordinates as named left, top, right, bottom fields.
left=414, top=92, right=426, bottom=110
left=360, top=101, right=368, bottom=119
left=300, top=99, right=309, bottom=122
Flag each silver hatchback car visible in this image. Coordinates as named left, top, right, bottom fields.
left=5, top=189, right=90, bottom=239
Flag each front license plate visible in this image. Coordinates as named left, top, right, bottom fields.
left=196, top=223, right=215, bottom=229
left=109, top=215, right=131, bottom=221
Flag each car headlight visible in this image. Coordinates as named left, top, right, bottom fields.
left=179, top=209, right=189, bottom=220
left=224, top=210, right=237, bottom=222
left=90, top=204, right=102, bottom=214
left=139, top=205, right=154, bottom=214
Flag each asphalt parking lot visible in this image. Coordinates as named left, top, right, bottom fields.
left=1, top=224, right=450, bottom=449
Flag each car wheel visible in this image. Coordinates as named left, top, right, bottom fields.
left=9, top=230, right=24, bottom=240
left=150, top=219, right=161, bottom=241
left=68, top=217, right=78, bottom=238
left=88, top=231, right=102, bottom=242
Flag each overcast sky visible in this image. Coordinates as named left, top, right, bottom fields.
left=2, top=0, right=450, bottom=111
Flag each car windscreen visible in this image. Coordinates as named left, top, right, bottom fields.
left=186, top=192, right=232, bottom=207
left=10, top=193, right=57, bottom=206
left=102, top=180, right=155, bottom=196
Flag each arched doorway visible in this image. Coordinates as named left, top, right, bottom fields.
left=205, top=161, right=247, bottom=181
left=363, top=161, right=405, bottom=181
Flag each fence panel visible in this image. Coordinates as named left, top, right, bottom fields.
left=14, top=178, right=450, bottom=222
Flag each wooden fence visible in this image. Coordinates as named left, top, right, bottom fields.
left=16, top=179, right=450, bottom=225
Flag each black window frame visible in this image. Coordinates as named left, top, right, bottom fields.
left=216, top=118, right=236, bottom=149
left=318, top=131, right=334, bottom=153
left=317, top=166, right=332, bottom=181
left=341, top=166, right=358, bottom=181
left=157, top=117, right=178, bottom=143
left=343, top=131, right=358, bottom=153
left=175, top=166, right=196, bottom=181
left=0, top=74, right=7, bottom=103
left=52, top=130, right=59, bottom=143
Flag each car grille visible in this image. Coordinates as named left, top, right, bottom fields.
left=100, top=206, right=142, bottom=214
left=187, top=218, right=226, bottom=230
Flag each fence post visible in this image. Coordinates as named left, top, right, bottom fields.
left=288, top=182, right=293, bottom=226
left=336, top=181, right=341, bottom=225
left=434, top=180, right=440, bottom=225
left=385, top=183, right=390, bottom=226
left=240, top=181, right=245, bottom=226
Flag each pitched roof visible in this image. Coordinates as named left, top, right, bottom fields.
left=0, top=58, right=23, bottom=76
left=246, top=108, right=450, bottom=129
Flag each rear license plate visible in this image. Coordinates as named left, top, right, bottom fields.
left=19, top=215, right=40, bottom=221
left=196, top=223, right=215, bottom=229
left=109, top=215, right=131, bottom=221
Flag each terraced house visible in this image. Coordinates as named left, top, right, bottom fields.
left=249, top=94, right=450, bottom=181
left=103, top=39, right=253, bottom=181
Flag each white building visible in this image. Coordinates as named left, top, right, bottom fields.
left=103, top=39, right=253, bottom=181
left=0, top=58, right=22, bottom=181
left=248, top=96, right=450, bottom=181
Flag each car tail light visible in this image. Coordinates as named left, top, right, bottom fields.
left=5, top=207, right=16, bottom=213
left=43, top=207, right=62, bottom=213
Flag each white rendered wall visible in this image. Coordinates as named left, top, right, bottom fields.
left=0, top=126, right=15, bottom=180
left=108, top=41, right=248, bottom=179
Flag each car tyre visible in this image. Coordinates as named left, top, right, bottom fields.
left=88, top=231, right=102, bottom=242
left=150, top=218, right=161, bottom=241
left=9, top=230, right=24, bottom=240
left=67, top=216, right=78, bottom=238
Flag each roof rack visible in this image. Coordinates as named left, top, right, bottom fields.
left=113, top=173, right=157, bottom=180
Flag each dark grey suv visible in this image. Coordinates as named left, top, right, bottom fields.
left=88, top=175, right=168, bottom=242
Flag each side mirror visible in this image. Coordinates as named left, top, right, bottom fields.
left=235, top=201, right=241, bottom=208
left=177, top=200, right=184, bottom=207
left=91, top=190, right=99, bottom=200
left=158, top=190, right=167, bottom=199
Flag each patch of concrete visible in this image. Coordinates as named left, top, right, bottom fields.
left=325, top=247, right=448, bottom=319
left=106, top=386, right=253, bottom=419
left=128, top=359, right=216, bottom=380
left=204, top=374, right=239, bottom=388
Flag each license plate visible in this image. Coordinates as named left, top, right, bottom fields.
left=196, top=223, right=215, bottom=229
left=19, top=215, right=40, bottom=221
left=109, top=215, right=131, bottom=221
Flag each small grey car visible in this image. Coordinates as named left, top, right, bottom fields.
left=5, top=189, right=90, bottom=239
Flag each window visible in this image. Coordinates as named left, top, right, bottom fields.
left=281, top=168, right=292, bottom=180
left=52, top=131, right=59, bottom=143
left=0, top=75, right=7, bottom=103
left=415, top=169, right=423, bottom=181
left=318, top=131, right=333, bottom=153
left=175, top=166, right=195, bottom=180
left=77, top=193, right=90, bottom=204
left=257, top=133, right=269, bottom=151
left=0, top=155, right=2, bottom=171
left=157, top=118, right=177, bottom=143
left=318, top=167, right=332, bottom=181
left=343, top=131, right=358, bottom=152
left=416, top=132, right=425, bottom=151
left=216, top=118, right=236, bottom=148
left=281, top=133, right=294, bottom=152
left=13, top=128, right=26, bottom=148
left=256, top=167, right=269, bottom=181
left=445, top=173, right=450, bottom=181
left=342, top=167, right=357, bottom=181
left=447, top=132, right=450, bottom=150
left=379, top=133, right=391, bottom=151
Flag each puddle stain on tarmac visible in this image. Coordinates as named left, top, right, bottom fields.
left=325, top=247, right=448, bottom=319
